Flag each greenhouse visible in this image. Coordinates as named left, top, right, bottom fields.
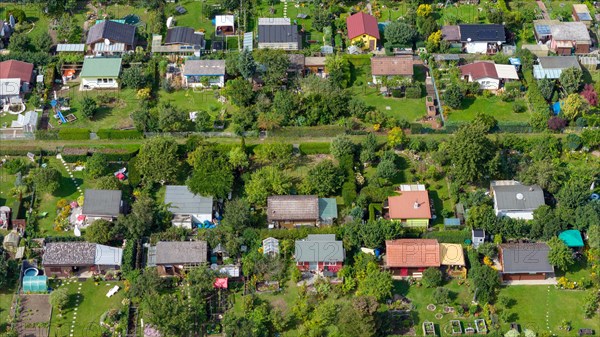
left=22, top=276, right=48, bottom=293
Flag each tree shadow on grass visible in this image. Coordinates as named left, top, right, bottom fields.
left=460, top=97, right=476, bottom=110
left=53, top=176, right=82, bottom=198
left=393, top=280, right=410, bottom=297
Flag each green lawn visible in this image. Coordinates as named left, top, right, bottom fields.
left=166, top=0, right=221, bottom=34
left=58, top=88, right=228, bottom=132
left=359, top=89, right=428, bottom=123
left=36, top=158, right=87, bottom=237
left=446, top=96, right=531, bottom=123
left=0, top=164, right=18, bottom=208
left=49, top=279, right=125, bottom=336
left=0, top=281, right=17, bottom=333
left=498, top=285, right=600, bottom=335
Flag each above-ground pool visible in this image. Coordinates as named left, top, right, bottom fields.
left=24, top=268, right=39, bottom=277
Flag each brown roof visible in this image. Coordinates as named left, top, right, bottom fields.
left=371, top=56, right=414, bottom=76
left=442, top=25, right=460, bottom=41
left=388, top=190, right=431, bottom=219
left=459, top=61, right=498, bottom=80
left=386, top=239, right=441, bottom=268
left=305, top=56, right=326, bottom=67
left=0, top=60, right=34, bottom=83
left=267, top=195, right=319, bottom=222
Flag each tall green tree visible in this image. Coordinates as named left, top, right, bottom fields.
left=81, top=97, right=98, bottom=119
left=33, top=32, right=53, bottom=52
left=245, top=166, right=292, bottom=206
left=559, top=67, right=583, bottom=94
left=224, top=78, right=255, bottom=107
left=144, top=293, right=193, bottom=337
left=254, top=49, right=290, bottom=88
left=158, top=103, right=194, bottom=132
left=136, top=136, right=179, bottom=185
left=186, top=146, right=234, bottom=199
left=85, top=152, right=108, bottom=179
left=384, top=21, right=418, bottom=46
left=356, top=262, right=393, bottom=301
left=300, top=160, right=344, bottom=196
left=547, top=237, right=574, bottom=271
left=448, top=121, right=496, bottom=185
left=222, top=198, right=252, bottom=232
left=50, top=287, right=69, bottom=315
left=84, top=219, right=113, bottom=245
left=360, top=133, right=378, bottom=163
left=238, top=49, right=256, bottom=80
left=330, top=135, right=355, bottom=159
left=325, top=53, right=350, bottom=88
left=30, top=166, right=61, bottom=195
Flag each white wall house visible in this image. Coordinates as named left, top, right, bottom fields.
left=182, top=60, right=226, bottom=88
left=464, top=42, right=489, bottom=54
left=164, top=185, right=213, bottom=229
left=79, top=58, right=121, bottom=90
left=491, top=180, right=545, bottom=220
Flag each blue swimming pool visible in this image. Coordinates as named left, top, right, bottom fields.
left=24, top=268, right=38, bottom=277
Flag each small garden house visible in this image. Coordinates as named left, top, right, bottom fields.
left=79, top=58, right=122, bottom=90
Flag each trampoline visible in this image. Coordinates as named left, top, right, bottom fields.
left=123, top=14, right=140, bottom=26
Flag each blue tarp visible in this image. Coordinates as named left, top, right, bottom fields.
left=444, top=218, right=461, bottom=226
left=509, top=57, right=521, bottom=66
left=553, top=101, right=563, bottom=115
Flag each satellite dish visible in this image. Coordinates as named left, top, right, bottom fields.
left=104, top=38, right=111, bottom=46
left=74, top=225, right=81, bottom=237
left=516, top=193, right=524, bottom=200
left=467, top=38, right=472, bottom=42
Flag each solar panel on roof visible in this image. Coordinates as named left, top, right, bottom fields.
left=243, top=32, right=253, bottom=51
left=578, top=12, right=592, bottom=21
left=535, top=25, right=551, bottom=35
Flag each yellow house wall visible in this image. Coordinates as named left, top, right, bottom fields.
left=351, top=34, right=378, bottom=49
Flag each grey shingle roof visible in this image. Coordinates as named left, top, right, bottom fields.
left=165, top=27, right=204, bottom=46
left=182, top=60, right=225, bottom=76
left=155, top=241, right=208, bottom=265
left=86, top=20, right=136, bottom=46
left=82, top=189, right=122, bottom=217
left=500, top=243, right=554, bottom=273
left=43, top=242, right=96, bottom=266
left=472, top=229, right=485, bottom=238
left=295, top=234, right=344, bottom=263
left=538, top=56, right=581, bottom=70
left=550, top=22, right=591, bottom=43
left=258, top=24, right=300, bottom=44
left=267, top=195, right=319, bottom=222
left=491, top=181, right=545, bottom=212
left=164, top=185, right=213, bottom=215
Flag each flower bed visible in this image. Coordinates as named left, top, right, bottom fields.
left=422, top=321, right=436, bottom=336
left=427, top=304, right=436, bottom=311
left=450, top=320, right=462, bottom=335
left=474, top=319, right=487, bottom=335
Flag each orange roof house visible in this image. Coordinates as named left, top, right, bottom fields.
left=385, top=239, right=441, bottom=277
left=385, top=185, right=432, bottom=228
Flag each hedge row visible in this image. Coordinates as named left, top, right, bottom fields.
left=61, top=147, right=139, bottom=163
left=269, top=125, right=346, bottom=138
left=423, top=229, right=471, bottom=244
left=96, top=129, right=143, bottom=139
left=299, top=142, right=330, bottom=155
left=58, top=128, right=91, bottom=140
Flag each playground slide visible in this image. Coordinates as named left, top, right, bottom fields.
left=57, top=110, right=67, bottom=123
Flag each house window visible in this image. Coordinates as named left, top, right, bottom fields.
left=103, top=79, right=108, bottom=83
left=97, top=78, right=101, bottom=83
left=108, top=79, right=113, bottom=83
left=324, top=261, right=337, bottom=266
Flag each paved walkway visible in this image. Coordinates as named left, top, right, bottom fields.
left=502, top=276, right=558, bottom=286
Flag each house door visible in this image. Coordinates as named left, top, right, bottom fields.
left=369, top=40, right=375, bottom=50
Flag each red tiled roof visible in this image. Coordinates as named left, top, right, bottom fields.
left=388, top=190, right=431, bottom=219
left=386, top=239, right=440, bottom=268
left=0, top=60, right=34, bottom=83
left=346, top=12, right=380, bottom=40
left=459, top=62, right=498, bottom=80
left=371, top=56, right=414, bottom=76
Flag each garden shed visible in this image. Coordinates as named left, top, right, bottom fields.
left=2, top=231, right=20, bottom=251
left=22, top=275, right=48, bottom=293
